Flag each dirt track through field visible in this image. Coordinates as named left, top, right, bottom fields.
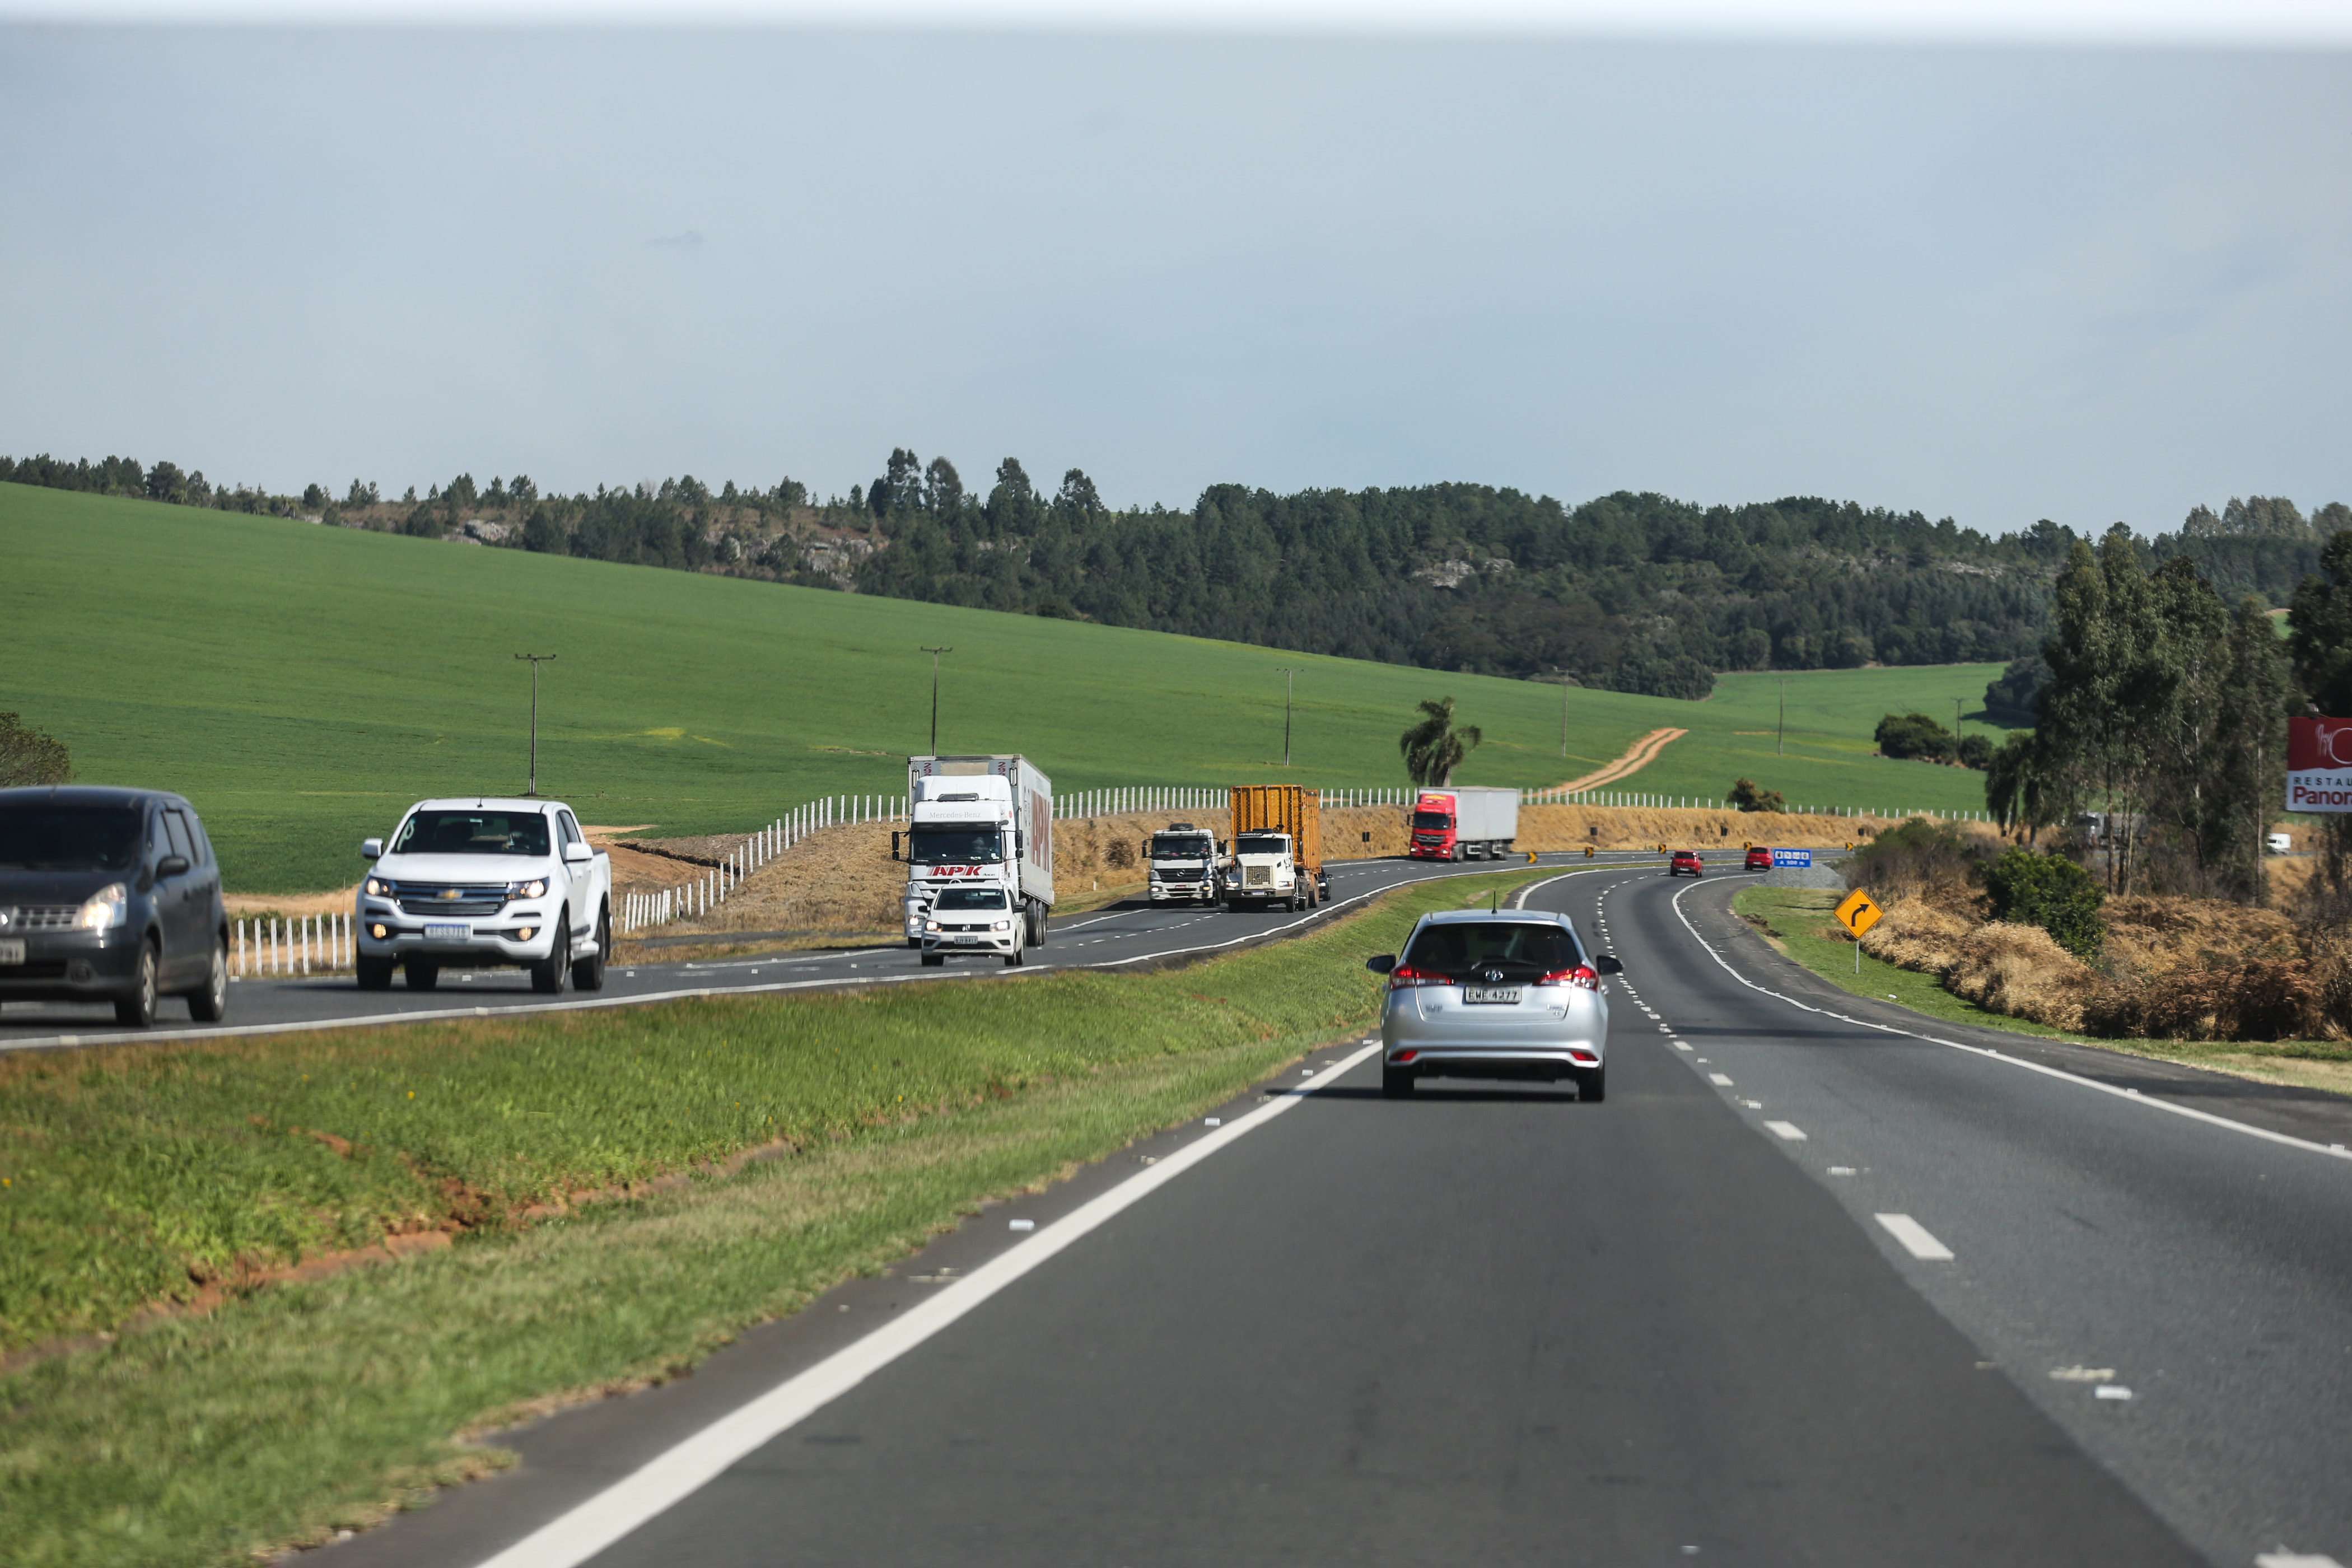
left=1554, top=726, right=1686, bottom=791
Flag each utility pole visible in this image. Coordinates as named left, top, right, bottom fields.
left=1560, top=678, right=1570, bottom=758
left=514, top=653, right=556, bottom=796
left=1777, top=679, right=1786, bottom=757
left=920, top=647, right=953, bottom=753
left=1277, top=669, right=1297, bottom=767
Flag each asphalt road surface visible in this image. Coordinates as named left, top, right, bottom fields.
left=0, top=851, right=1642, bottom=1053
left=316, top=861, right=2352, bottom=1568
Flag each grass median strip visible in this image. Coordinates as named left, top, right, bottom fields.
left=0, top=867, right=1555, bottom=1568
left=1732, top=886, right=2352, bottom=1098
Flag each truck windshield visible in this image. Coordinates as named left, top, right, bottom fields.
left=1151, top=837, right=1211, bottom=860
left=1234, top=834, right=1289, bottom=856
left=934, top=886, right=1009, bottom=911
left=391, top=811, right=552, bottom=857
left=1402, top=921, right=1583, bottom=978
left=1411, top=811, right=1453, bottom=830
left=0, top=804, right=143, bottom=871
left=908, top=826, right=1005, bottom=864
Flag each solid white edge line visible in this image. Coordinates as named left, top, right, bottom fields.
left=466, top=1039, right=1385, bottom=1568
left=1875, top=1212, right=1956, bottom=1261
left=1667, top=879, right=2352, bottom=1166
left=3, top=861, right=1630, bottom=1055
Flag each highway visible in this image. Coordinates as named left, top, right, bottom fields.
left=0, top=851, right=1641, bottom=1052
left=314, top=860, right=2352, bottom=1568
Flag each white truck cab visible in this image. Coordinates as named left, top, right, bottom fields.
left=1228, top=830, right=1310, bottom=911
left=356, top=797, right=610, bottom=994
left=896, top=755, right=1054, bottom=962
left=1146, top=823, right=1221, bottom=904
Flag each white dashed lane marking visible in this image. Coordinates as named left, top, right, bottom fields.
left=1764, top=1121, right=1808, bottom=1141
left=1708, top=1072, right=1734, bottom=1087
left=1875, top=1213, right=1956, bottom=1261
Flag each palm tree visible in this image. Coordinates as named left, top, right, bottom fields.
left=1401, top=697, right=1481, bottom=787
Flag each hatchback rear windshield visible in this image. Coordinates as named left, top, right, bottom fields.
left=934, top=887, right=1009, bottom=911
left=391, top=810, right=552, bottom=857
left=0, top=804, right=143, bottom=871
left=1402, top=921, right=1584, bottom=977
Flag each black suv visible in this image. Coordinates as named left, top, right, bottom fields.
left=0, top=786, right=228, bottom=1026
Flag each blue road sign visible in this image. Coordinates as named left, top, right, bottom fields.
left=1772, top=848, right=1813, bottom=869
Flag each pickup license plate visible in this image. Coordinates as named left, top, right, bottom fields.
left=0, top=939, right=23, bottom=965
left=425, top=922, right=469, bottom=941
left=953, top=934, right=978, bottom=945
left=1463, top=986, right=1522, bottom=1005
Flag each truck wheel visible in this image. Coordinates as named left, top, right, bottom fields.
left=530, top=916, right=571, bottom=994
left=1027, top=900, right=1047, bottom=947
left=188, top=937, right=228, bottom=1022
left=357, top=956, right=394, bottom=992
left=114, top=941, right=158, bottom=1027
left=405, top=958, right=440, bottom=991
left=921, top=952, right=943, bottom=967
left=573, top=906, right=609, bottom=992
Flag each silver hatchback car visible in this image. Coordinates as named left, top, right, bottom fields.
left=1365, top=909, right=1620, bottom=1100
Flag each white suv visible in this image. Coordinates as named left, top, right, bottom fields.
left=356, top=798, right=610, bottom=993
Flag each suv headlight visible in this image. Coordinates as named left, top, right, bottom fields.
left=78, top=883, right=128, bottom=931
left=992, top=919, right=1010, bottom=931
left=364, top=875, right=393, bottom=898
left=925, top=919, right=942, bottom=932
left=507, top=878, right=548, bottom=900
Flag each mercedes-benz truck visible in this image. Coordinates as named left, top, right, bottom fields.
left=1406, top=786, right=1519, bottom=861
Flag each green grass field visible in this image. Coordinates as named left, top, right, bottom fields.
left=3, top=483, right=2009, bottom=890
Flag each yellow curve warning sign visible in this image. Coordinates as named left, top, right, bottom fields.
left=1833, top=888, right=1884, bottom=938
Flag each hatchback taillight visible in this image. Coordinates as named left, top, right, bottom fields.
left=1537, top=966, right=1602, bottom=990
left=1388, top=965, right=1456, bottom=990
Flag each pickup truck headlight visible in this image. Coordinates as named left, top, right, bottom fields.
left=992, top=919, right=1010, bottom=931
left=925, top=919, right=942, bottom=932
left=507, top=878, right=548, bottom=900
left=78, top=883, right=128, bottom=932
left=364, top=875, right=393, bottom=898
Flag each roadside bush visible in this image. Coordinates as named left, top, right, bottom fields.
left=0, top=712, right=71, bottom=787
left=1845, top=816, right=1984, bottom=902
left=1983, top=847, right=2104, bottom=962
left=1728, top=777, right=1784, bottom=813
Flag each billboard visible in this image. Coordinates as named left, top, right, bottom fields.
left=2288, top=717, right=2352, bottom=813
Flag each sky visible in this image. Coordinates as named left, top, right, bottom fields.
left=2, top=6, right=2348, bottom=537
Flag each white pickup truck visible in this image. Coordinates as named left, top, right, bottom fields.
left=355, top=797, right=611, bottom=993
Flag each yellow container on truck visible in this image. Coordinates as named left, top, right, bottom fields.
left=1225, top=786, right=1324, bottom=911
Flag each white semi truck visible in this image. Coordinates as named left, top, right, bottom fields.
left=1146, top=822, right=1222, bottom=905
left=895, top=754, right=1054, bottom=963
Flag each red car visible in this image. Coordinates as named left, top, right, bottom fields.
left=1745, top=846, right=1773, bottom=872
left=1668, top=850, right=1704, bottom=877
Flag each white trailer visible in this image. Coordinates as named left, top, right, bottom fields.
left=898, top=755, right=1055, bottom=951
left=1406, top=786, right=1520, bottom=861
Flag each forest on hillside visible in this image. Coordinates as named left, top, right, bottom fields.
left=6, top=447, right=2340, bottom=702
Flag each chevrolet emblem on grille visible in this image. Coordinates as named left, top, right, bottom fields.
left=438, top=888, right=461, bottom=899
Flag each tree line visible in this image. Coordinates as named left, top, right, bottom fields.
left=6, top=445, right=2340, bottom=707
left=1984, top=524, right=2352, bottom=907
